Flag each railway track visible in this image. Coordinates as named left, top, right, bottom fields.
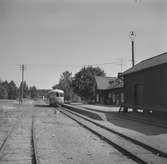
left=32, top=115, right=39, bottom=164
left=0, top=109, right=39, bottom=164
left=0, top=121, right=17, bottom=159
left=59, top=106, right=167, bottom=164
left=0, top=110, right=26, bottom=160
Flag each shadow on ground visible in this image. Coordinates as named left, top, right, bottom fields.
left=104, top=112, right=167, bottom=136
left=62, top=105, right=103, bottom=121
left=34, top=104, right=50, bottom=108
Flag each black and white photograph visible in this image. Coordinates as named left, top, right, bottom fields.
left=0, top=0, right=167, bottom=163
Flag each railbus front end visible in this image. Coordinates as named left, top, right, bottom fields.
left=47, top=89, right=64, bottom=106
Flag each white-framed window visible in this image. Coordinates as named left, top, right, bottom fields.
left=96, top=94, right=99, bottom=102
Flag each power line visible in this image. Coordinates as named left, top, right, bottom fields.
left=22, top=60, right=131, bottom=74
left=26, top=61, right=120, bottom=68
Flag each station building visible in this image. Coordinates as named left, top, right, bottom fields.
left=123, top=52, right=167, bottom=112
left=95, top=75, right=124, bottom=106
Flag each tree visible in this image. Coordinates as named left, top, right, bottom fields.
left=0, top=80, right=19, bottom=99
left=8, top=81, right=18, bottom=99
left=0, top=79, right=39, bottom=100
left=1, top=80, right=9, bottom=93
left=53, top=71, right=73, bottom=101
left=0, top=85, right=8, bottom=99
left=72, top=66, right=105, bottom=102
left=29, top=86, right=38, bottom=98
left=0, top=80, right=9, bottom=99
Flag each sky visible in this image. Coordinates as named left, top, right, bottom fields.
left=0, top=0, right=167, bottom=89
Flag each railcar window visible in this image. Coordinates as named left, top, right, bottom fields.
left=59, top=93, right=64, bottom=97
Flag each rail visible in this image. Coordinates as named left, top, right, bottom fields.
left=59, top=106, right=167, bottom=164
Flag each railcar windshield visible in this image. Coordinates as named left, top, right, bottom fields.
left=59, top=92, right=64, bottom=97
left=47, top=89, right=64, bottom=98
left=56, top=92, right=59, bottom=97
left=55, top=92, right=64, bottom=97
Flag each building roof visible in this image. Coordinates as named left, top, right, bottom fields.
left=95, top=76, right=116, bottom=90
left=123, top=52, right=167, bottom=75
left=95, top=76, right=123, bottom=90
left=48, top=89, right=64, bottom=94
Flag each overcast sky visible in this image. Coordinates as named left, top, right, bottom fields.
left=0, top=0, right=167, bottom=89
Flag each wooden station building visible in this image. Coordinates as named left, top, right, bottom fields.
left=123, top=52, right=167, bottom=112
left=95, top=75, right=124, bottom=106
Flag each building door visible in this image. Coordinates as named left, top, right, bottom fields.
left=96, top=94, right=99, bottom=102
left=135, top=84, right=144, bottom=106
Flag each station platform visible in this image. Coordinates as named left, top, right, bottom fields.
left=70, top=103, right=167, bottom=125
left=71, top=103, right=120, bottom=112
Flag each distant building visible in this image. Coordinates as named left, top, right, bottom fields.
left=123, top=52, right=167, bottom=112
left=37, top=89, right=50, bottom=98
left=95, top=75, right=124, bottom=106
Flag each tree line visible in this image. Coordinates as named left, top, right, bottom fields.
left=0, top=66, right=105, bottom=102
left=0, top=80, right=38, bottom=99
left=53, top=66, right=105, bottom=103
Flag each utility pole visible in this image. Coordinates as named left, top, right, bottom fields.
left=19, top=64, right=25, bottom=104
left=120, top=58, right=124, bottom=73
left=129, top=31, right=136, bottom=67
left=131, top=39, right=135, bottom=67
left=117, top=58, right=124, bottom=72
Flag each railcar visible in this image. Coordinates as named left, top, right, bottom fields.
left=47, top=89, right=64, bottom=106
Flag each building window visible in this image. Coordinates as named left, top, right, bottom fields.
left=96, top=94, right=99, bottom=102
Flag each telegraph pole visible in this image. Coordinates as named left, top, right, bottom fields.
left=19, top=64, right=25, bottom=104
left=117, top=58, right=124, bottom=72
